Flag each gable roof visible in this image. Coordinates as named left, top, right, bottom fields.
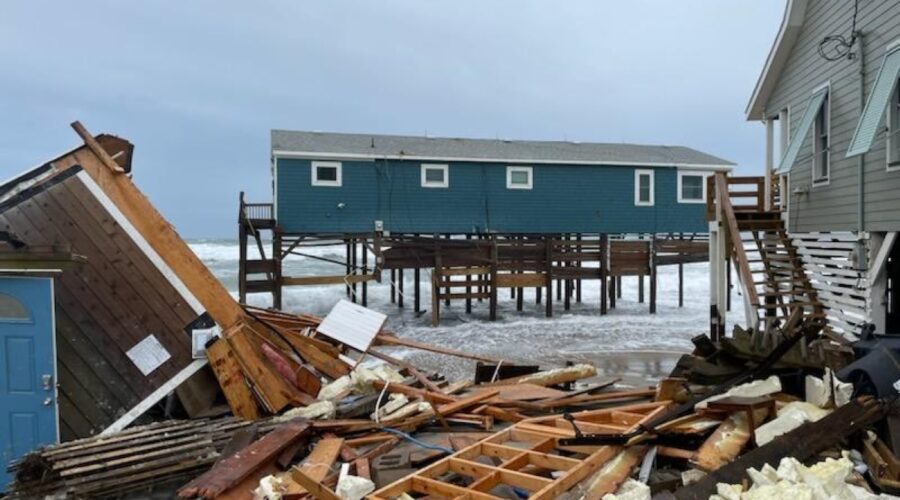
left=746, top=0, right=809, bottom=121
left=271, top=130, right=735, bottom=170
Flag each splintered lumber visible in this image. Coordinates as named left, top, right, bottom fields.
left=205, top=337, right=262, bottom=420
left=177, top=420, right=310, bottom=498
left=481, top=363, right=597, bottom=387
left=223, top=323, right=297, bottom=413
left=290, top=467, right=340, bottom=500
left=6, top=418, right=276, bottom=499
left=692, top=411, right=757, bottom=471
left=673, top=397, right=887, bottom=500
left=288, top=437, right=344, bottom=495
left=375, top=334, right=504, bottom=364
left=583, top=446, right=648, bottom=500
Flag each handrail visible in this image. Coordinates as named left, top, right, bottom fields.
left=714, top=173, right=760, bottom=308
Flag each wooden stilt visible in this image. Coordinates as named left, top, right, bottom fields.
left=617, top=276, right=623, bottom=298
left=351, top=237, right=358, bottom=303
left=398, top=268, right=404, bottom=308
left=390, top=269, right=396, bottom=303
left=638, top=274, right=645, bottom=303
left=489, top=237, right=498, bottom=321
left=432, top=254, right=441, bottom=326
left=650, top=237, right=657, bottom=314
left=414, top=266, right=421, bottom=313
left=362, top=237, right=368, bottom=307
left=576, top=233, right=582, bottom=303
left=273, top=229, right=283, bottom=310
left=678, top=263, right=684, bottom=308
left=610, top=273, right=617, bottom=309
left=345, top=239, right=352, bottom=298
left=465, top=234, right=472, bottom=314
left=600, top=234, right=608, bottom=315
left=545, top=237, right=553, bottom=318
left=445, top=234, right=451, bottom=306
left=726, top=257, right=732, bottom=312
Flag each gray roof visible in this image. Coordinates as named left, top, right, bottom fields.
left=271, top=130, right=735, bottom=168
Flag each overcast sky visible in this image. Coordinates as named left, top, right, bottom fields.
left=0, top=1, right=784, bottom=238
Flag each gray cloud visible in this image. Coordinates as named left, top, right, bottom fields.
left=0, top=0, right=783, bottom=237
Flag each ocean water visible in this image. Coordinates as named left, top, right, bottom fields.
left=189, top=239, right=746, bottom=383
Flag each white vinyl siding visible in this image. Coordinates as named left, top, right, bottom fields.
left=421, top=164, right=449, bottom=188
left=634, top=169, right=654, bottom=206
left=311, top=161, right=342, bottom=187
left=506, top=166, right=533, bottom=189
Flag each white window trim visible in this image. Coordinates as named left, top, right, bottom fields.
left=811, top=83, right=831, bottom=187
left=888, top=80, right=900, bottom=172
left=778, top=106, right=791, bottom=158
left=311, top=160, right=342, bottom=187
left=420, top=163, right=449, bottom=188
left=677, top=170, right=710, bottom=203
left=506, top=166, right=533, bottom=190
left=634, top=169, right=655, bottom=206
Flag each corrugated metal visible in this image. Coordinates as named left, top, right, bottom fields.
left=276, top=158, right=709, bottom=234
left=847, top=48, right=900, bottom=157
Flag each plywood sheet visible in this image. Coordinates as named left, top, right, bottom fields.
left=316, top=299, right=387, bottom=352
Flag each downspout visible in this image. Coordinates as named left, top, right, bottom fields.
left=857, top=30, right=866, bottom=235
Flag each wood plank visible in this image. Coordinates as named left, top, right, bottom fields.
left=289, top=437, right=344, bottom=495
left=176, top=420, right=310, bottom=498
left=224, top=323, right=296, bottom=413
left=61, top=122, right=244, bottom=332
left=205, top=336, right=262, bottom=420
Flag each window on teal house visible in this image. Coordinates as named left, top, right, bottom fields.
left=678, top=171, right=708, bottom=203
left=506, top=166, right=533, bottom=189
left=312, top=161, right=342, bottom=187
left=421, top=164, right=449, bottom=188
left=634, top=169, right=654, bottom=206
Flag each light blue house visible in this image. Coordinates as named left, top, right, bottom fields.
left=271, top=131, right=734, bottom=235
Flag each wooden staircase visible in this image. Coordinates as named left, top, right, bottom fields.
left=237, top=192, right=280, bottom=306
left=710, top=174, right=822, bottom=333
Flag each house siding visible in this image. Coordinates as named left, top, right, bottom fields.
left=766, top=0, right=900, bottom=232
left=275, top=157, right=709, bottom=234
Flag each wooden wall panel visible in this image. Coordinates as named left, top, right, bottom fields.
left=0, top=166, right=200, bottom=440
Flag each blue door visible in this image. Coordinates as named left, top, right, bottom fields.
left=0, top=277, right=57, bottom=491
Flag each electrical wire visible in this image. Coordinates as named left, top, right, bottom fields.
left=381, top=427, right=453, bottom=453
left=818, top=0, right=859, bottom=62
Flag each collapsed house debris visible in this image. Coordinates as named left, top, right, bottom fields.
left=4, top=125, right=900, bottom=500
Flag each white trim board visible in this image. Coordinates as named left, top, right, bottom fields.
left=677, top=170, right=711, bottom=203
left=272, top=150, right=734, bottom=171
left=634, top=169, right=655, bottom=206
left=75, top=171, right=204, bottom=315
left=420, top=163, right=449, bottom=188
left=100, top=359, right=208, bottom=436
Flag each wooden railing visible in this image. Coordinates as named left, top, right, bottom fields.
left=711, top=173, right=760, bottom=309
left=706, top=175, right=766, bottom=220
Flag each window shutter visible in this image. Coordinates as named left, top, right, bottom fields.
left=847, top=48, right=900, bottom=157
left=776, top=88, right=828, bottom=174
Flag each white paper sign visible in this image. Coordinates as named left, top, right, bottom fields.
left=127, top=334, right=172, bottom=376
